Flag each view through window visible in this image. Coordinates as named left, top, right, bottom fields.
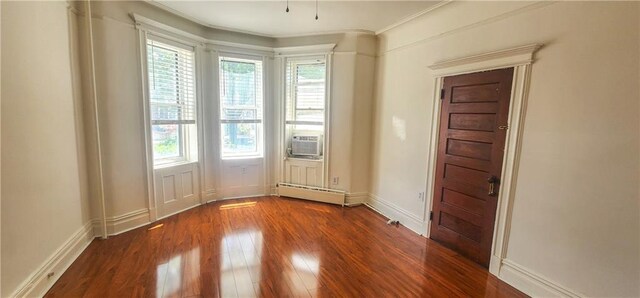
left=219, top=56, right=264, bottom=158
left=147, top=37, right=197, bottom=166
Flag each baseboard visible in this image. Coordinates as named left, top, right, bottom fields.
left=278, top=184, right=345, bottom=205
left=92, top=208, right=151, bottom=237
left=11, top=221, right=94, bottom=297
left=202, top=189, right=216, bottom=202
left=345, top=192, right=368, bottom=206
left=366, top=193, right=426, bottom=235
left=499, top=259, right=584, bottom=297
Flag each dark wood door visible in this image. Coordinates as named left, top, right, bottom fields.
left=430, top=68, right=514, bottom=267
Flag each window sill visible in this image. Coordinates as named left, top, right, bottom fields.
left=221, top=155, right=264, bottom=161
left=154, top=160, right=198, bottom=170
left=286, top=156, right=323, bottom=162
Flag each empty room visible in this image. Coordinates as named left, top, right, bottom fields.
left=1, top=0, right=639, bottom=297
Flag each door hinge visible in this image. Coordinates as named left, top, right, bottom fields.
left=440, top=89, right=445, bottom=100
left=429, top=211, right=434, bottom=220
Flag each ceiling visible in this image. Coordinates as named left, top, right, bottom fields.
left=151, top=1, right=440, bottom=37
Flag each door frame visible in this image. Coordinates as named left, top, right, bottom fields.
left=424, top=44, right=542, bottom=275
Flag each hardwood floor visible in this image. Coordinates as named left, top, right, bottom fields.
left=46, top=196, right=526, bottom=297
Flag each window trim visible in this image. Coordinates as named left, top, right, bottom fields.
left=286, top=57, right=327, bottom=129
left=146, top=34, right=199, bottom=168
left=218, top=54, right=266, bottom=160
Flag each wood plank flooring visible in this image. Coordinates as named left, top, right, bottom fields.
left=46, top=196, right=526, bottom=297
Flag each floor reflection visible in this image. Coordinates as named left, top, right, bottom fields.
left=221, top=230, right=263, bottom=297
left=156, top=247, right=200, bottom=297
left=291, top=252, right=320, bottom=292
left=45, top=197, right=527, bottom=298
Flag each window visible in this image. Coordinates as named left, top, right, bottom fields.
left=219, top=56, right=264, bottom=159
left=285, top=58, right=326, bottom=132
left=146, top=36, right=198, bottom=166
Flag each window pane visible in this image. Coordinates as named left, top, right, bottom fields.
left=296, top=63, right=325, bottom=82
left=152, top=124, right=181, bottom=159
left=292, top=124, right=323, bottom=132
left=219, top=56, right=263, bottom=158
left=147, top=38, right=196, bottom=166
left=220, top=60, right=258, bottom=109
left=221, top=123, right=258, bottom=156
left=148, top=47, right=179, bottom=104
left=151, top=104, right=181, bottom=121
left=295, top=110, right=324, bottom=122
left=295, top=84, right=325, bottom=110
left=223, top=109, right=257, bottom=120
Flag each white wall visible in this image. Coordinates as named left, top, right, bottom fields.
left=1, top=1, right=91, bottom=296
left=370, top=1, right=639, bottom=296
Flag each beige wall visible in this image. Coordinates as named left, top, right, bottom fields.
left=1, top=1, right=91, bottom=296
left=370, top=1, right=639, bottom=296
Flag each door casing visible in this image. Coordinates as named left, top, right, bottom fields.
left=424, top=44, right=542, bottom=275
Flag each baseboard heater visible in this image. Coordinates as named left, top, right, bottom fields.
left=277, top=183, right=345, bottom=206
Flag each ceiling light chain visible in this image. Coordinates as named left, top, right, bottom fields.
left=284, top=0, right=318, bottom=20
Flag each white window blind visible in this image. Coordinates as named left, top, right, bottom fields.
left=147, top=37, right=197, bottom=165
left=286, top=59, right=326, bottom=129
left=219, top=56, right=264, bottom=158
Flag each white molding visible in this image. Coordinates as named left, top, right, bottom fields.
left=207, top=40, right=275, bottom=56
left=499, top=259, right=584, bottom=297
left=84, top=0, right=108, bottom=239
left=273, top=29, right=374, bottom=39
left=132, top=13, right=206, bottom=44
left=323, top=53, right=333, bottom=188
left=203, top=189, right=217, bottom=203
left=378, top=2, right=554, bottom=56
left=375, top=1, right=452, bottom=35
left=366, top=194, right=426, bottom=235
left=92, top=208, right=151, bottom=236
left=274, top=43, right=336, bottom=57
left=423, top=44, right=543, bottom=293
left=11, top=221, right=94, bottom=298
left=155, top=202, right=202, bottom=221
left=490, top=63, right=533, bottom=272
left=429, top=44, right=542, bottom=76
left=133, top=13, right=278, bottom=55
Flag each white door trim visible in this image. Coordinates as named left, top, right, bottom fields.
left=424, top=43, right=542, bottom=276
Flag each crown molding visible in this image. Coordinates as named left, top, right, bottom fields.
left=274, top=43, right=337, bottom=56
left=273, top=29, right=374, bottom=39
left=375, top=1, right=452, bottom=35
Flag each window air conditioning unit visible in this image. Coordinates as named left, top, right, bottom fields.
left=291, top=134, right=322, bottom=157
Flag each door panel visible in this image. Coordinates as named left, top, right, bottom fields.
left=181, top=171, right=195, bottom=197
left=220, top=158, right=265, bottom=198
left=162, top=175, right=177, bottom=203
left=430, top=68, right=513, bottom=267
left=155, top=163, right=201, bottom=218
left=284, top=159, right=323, bottom=187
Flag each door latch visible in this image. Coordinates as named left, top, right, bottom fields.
left=487, top=176, right=498, bottom=196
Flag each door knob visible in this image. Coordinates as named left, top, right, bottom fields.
left=487, top=176, right=498, bottom=196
